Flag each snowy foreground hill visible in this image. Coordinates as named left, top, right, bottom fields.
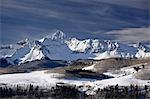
left=0, top=63, right=150, bottom=96
left=1, top=30, right=150, bottom=66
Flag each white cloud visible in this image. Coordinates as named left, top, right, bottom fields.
left=105, top=27, right=150, bottom=41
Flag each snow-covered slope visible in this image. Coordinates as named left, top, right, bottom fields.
left=19, top=41, right=50, bottom=64
left=135, top=43, right=150, bottom=58
left=6, top=45, right=31, bottom=65
left=66, top=38, right=92, bottom=53
left=0, top=66, right=149, bottom=95
left=2, top=30, right=150, bottom=65
left=0, top=44, right=21, bottom=59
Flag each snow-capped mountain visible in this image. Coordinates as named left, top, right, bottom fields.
left=6, top=45, right=31, bottom=65
left=19, top=41, right=50, bottom=64
left=2, top=30, right=150, bottom=65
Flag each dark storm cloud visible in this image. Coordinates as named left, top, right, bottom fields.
left=1, top=0, right=149, bottom=44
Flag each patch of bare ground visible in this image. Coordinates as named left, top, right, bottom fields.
left=45, top=66, right=68, bottom=74
left=45, top=58, right=150, bottom=77
left=45, top=60, right=93, bottom=74
left=0, top=68, right=27, bottom=75
left=134, top=69, right=150, bottom=80
left=94, top=58, right=150, bottom=73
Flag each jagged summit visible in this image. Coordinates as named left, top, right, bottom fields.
left=17, top=38, right=30, bottom=46
left=20, top=41, right=50, bottom=64
left=39, top=30, right=66, bottom=44
left=136, top=42, right=150, bottom=52
left=51, top=30, right=66, bottom=40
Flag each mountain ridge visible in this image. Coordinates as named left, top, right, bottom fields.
left=1, top=30, right=150, bottom=66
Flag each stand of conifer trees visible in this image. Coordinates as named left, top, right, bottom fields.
left=85, top=84, right=149, bottom=99
left=0, top=84, right=149, bottom=99
left=0, top=84, right=41, bottom=98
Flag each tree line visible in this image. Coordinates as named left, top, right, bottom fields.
left=0, top=84, right=149, bottom=99
left=86, top=84, right=149, bottom=99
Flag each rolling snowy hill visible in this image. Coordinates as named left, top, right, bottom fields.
left=0, top=63, right=150, bottom=96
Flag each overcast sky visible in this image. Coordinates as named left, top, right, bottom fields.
left=1, top=0, right=150, bottom=44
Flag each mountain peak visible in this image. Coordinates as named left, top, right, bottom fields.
left=51, top=30, right=66, bottom=40
left=17, top=38, right=30, bottom=46
left=20, top=41, right=50, bottom=64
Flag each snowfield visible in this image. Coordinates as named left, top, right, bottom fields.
left=0, top=64, right=150, bottom=95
